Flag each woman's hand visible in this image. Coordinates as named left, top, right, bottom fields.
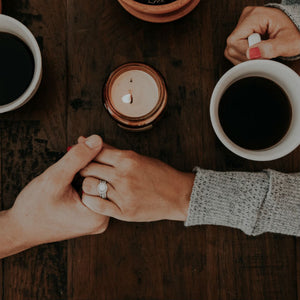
left=225, top=6, right=300, bottom=65
left=0, top=135, right=109, bottom=258
left=80, top=142, right=195, bottom=222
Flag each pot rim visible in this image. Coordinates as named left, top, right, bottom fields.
left=119, top=0, right=192, bottom=14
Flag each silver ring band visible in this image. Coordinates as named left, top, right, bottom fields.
left=97, top=180, right=108, bottom=199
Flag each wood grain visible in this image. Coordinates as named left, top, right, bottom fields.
left=1, top=0, right=299, bottom=299
left=0, top=0, right=68, bottom=299
left=66, top=0, right=297, bottom=299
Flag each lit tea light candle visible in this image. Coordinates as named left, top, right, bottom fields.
left=104, top=63, right=167, bottom=131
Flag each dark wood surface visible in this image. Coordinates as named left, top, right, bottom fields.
left=1, top=0, right=299, bottom=299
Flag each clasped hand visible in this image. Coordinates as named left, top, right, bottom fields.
left=3, top=5, right=300, bottom=259
left=79, top=137, right=194, bottom=223
left=0, top=134, right=193, bottom=258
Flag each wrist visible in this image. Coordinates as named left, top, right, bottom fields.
left=0, top=209, right=32, bottom=258
left=172, top=172, right=195, bottom=222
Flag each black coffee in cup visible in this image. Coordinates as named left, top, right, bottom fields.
left=218, top=77, right=292, bottom=150
left=0, top=32, right=34, bottom=105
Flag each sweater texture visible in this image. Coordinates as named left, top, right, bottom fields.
left=185, top=0, right=300, bottom=236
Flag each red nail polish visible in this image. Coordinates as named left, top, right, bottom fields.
left=67, top=146, right=72, bottom=152
left=249, top=47, right=261, bottom=59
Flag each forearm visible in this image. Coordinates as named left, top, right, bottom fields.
left=0, top=210, right=29, bottom=259
left=185, top=168, right=300, bottom=236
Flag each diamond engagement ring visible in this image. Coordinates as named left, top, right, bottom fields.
left=97, top=180, right=108, bottom=199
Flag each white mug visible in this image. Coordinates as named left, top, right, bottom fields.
left=210, top=59, right=300, bottom=161
left=0, top=14, right=42, bottom=113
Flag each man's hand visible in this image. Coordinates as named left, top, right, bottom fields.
left=0, top=135, right=109, bottom=259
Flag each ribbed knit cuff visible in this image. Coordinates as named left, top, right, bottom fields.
left=185, top=168, right=270, bottom=235
left=252, top=170, right=300, bottom=236
left=266, top=2, right=300, bottom=60
left=185, top=168, right=300, bottom=236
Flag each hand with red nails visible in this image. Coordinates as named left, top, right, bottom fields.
left=80, top=142, right=195, bottom=223
left=225, top=6, right=300, bottom=64
left=0, top=135, right=109, bottom=259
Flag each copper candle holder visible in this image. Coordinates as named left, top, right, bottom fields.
left=103, top=63, right=167, bottom=131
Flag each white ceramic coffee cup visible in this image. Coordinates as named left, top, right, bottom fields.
left=210, top=59, right=300, bottom=161
left=0, top=14, right=42, bottom=113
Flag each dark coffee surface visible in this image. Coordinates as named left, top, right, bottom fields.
left=0, top=32, right=34, bottom=105
left=218, top=77, right=291, bottom=150
left=134, top=0, right=176, bottom=5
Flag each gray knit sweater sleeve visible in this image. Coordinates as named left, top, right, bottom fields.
left=185, top=0, right=300, bottom=236
left=185, top=168, right=300, bottom=236
left=266, top=0, right=300, bottom=60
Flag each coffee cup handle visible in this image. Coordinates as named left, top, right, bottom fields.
left=248, top=33, right=261, bottom=47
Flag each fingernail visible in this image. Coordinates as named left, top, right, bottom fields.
left=85, top=135, right=102, bottom=149
left=249, top=47, right=261, bottom=59
left=67, top=146, right=72, bottom=152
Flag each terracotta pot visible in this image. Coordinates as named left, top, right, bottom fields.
left=117, top=0, right=200, bottom=23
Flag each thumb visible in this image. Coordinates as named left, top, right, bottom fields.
left=247, top=39, right=283, bottom=60
left=50, top=135, right=103, bottom=185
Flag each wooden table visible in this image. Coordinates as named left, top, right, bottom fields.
left=1, top=0, right=299, bottom=299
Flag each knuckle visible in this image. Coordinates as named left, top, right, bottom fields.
left=121, top=150, right=137, bottom=161
left=249, top=6, right=263, bottom=16
left=242, top=6, right=254, bottom=14
left=226, top=35, right=235, bottom=46
left=119, top=164, right=133, bottom=178
left=118, top=151, right=138, bottom=173
left=227, top=47, right=236, bottom=57
left=125, top=150, right=136, bottom=158
left=125, top=158, right=138, bottom=170
left=114, top=150, right=126, bottom=165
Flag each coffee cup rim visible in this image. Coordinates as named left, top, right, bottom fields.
left=0, top=14, right=42, bottom=113
left=210, top=60, right=300, bottom=161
